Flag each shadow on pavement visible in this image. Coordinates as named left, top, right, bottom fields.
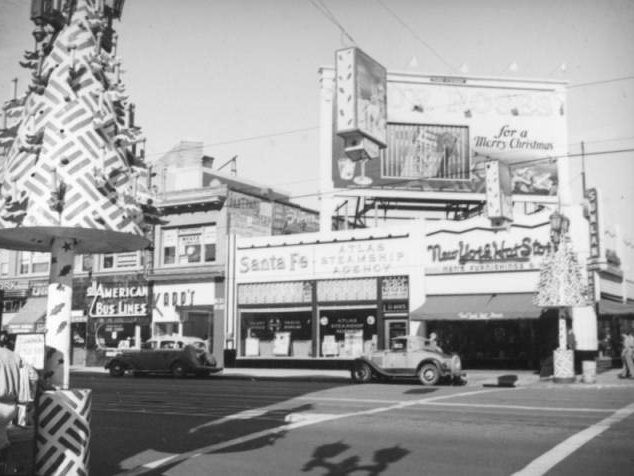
left=302, top=441, right=410, bottom=475
left=482, top=374, right=519, bottom=388
left=71, top=374, right=352, bottom=476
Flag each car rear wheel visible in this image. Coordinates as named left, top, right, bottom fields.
left=418, top=363, right=440, bottom=386
left=351, top=362, right=372, bottom=383
left=171, top=361, right=188, bottom=378
left=109, top=361, right=125, bottom=377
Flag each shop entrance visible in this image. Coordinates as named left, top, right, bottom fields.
left=384, top=319, right=408, bottom=348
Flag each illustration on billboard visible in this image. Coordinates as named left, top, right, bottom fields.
left=331, top=79, right=564, bottom=197
left=335, top=48, right=387, bottom=146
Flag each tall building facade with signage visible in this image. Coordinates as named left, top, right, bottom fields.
left=0, top=141, right=319, bottom=367
left=314, top=57, right=634, bottom=371
left=226, top=225, right=425, bottom=365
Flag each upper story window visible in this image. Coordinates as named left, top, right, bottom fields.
left=0, top=250, right=9, bottom=277
left=162, top=225, right=216, bottom=266
left=102, top=252, right=142, bottom=270
left=18, top=251, right=50, bottom=275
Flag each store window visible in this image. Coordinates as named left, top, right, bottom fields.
left=240, top=310, right=313, bottom=358
left=95, top=322, right=149, bottom=349
left=162, top=225, right=216, bottom=266
left=18, top=251, right=50, bottom=275
left=319, top=308, right=377, bottom=358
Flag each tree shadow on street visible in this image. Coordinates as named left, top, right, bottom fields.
left=77, top=375, right=350, bottom=476
left=302, top=440, right=410, bottom=475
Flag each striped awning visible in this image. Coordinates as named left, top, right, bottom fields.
left=6, top=297, right=47, bottom=332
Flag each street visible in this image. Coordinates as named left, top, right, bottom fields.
left=70, top=372, right=634, bottom=476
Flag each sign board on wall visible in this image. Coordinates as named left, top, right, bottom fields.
left=73, top=275, right=150, bottom=320
left=153, top=282, right=215, bottom=322
left=331, top=75, right=566, bottom=197
left=226, top=190, right=273, bottom=237
left=236, top=234, right=415, bottom=283
left=425, top=214, right=552, bottom=274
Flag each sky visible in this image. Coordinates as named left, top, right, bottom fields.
left=1, top=0, right=633, bottom=245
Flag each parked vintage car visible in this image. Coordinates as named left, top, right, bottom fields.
left=105, top=336, right=221, bottom=377
left=350, top=335, right=466, bottom=385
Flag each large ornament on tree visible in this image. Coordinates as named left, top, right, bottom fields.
left=0, top=0, right=155, bottom=254
left=534, top=231, right=589, bottom=308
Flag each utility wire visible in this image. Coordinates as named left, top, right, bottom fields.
left=375, top=0, right=457, bottom=74
left=308, top=0, right=356, bottom=46
left=568, top=75, right=634, bottom=89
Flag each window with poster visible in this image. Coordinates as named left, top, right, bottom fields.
left=319, top=308, right=378, bottom=358
left=94, top=321, right=150, bottom=350
left=240, top=310, right=313, bottom=358
left=162, top=225, right=217, bottom=266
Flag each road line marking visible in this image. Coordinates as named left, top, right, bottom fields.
left=296, top=396, right=404, bottom=404
left=419, top=402, right=614, bottom=413
left=116, top=388, right=500, bottom=476
left=512, top=401, right=634, bottom=476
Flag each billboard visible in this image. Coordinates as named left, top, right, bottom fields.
left=335, top=48, right=387, bottom=147
left=331, top=75, right=566, bottom=197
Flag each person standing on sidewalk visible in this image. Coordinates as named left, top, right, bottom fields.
left=0, top=345, right=37, bottom=456
left=618, top=330, right=634, bottom=379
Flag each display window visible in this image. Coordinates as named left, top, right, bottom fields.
left=95, top=322, right=149, bottom=349
left=427, top=320, right=539, bottom=369
left=240, top=310, right=312, bottom=357
left=319, top=308, right=377, bottom=358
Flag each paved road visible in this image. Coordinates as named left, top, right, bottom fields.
left=72, top=373, right=634, bottom=476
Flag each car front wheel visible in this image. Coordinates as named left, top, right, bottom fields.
left=351, top=362, right=372, bottom=383
left=418, top=363, right=440, bottom=386
left=109, top=361, right=125, bottom=377
left=171, top=361, right=188, bottom=378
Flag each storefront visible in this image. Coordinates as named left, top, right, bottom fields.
left=73, top=275, right=152, bottom=366
left=412, top=212, right=560, bottom=370
left=152, top=280, right=218, bottom=349
left=228, top=224, right=425, bottom=365
left=0, top=280, right=30, bottom=330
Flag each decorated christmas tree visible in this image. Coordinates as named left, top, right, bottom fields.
left=534, top=231, right=588, bottom=308
left=0, top=0, right=160, bottom=244
left=0, top=2, right=163, bottom=473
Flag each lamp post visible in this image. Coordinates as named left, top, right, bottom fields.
left=535, top=210, right=585, bottom=383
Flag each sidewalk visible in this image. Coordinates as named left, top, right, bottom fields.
left=69, top=365, right=634, bottom=388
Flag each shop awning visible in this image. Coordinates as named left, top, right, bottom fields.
left=410, top=293, right=543, bottom=321
left=598, top=298, right=634, bottom=316
left=6, top=297, right=47, bottom=332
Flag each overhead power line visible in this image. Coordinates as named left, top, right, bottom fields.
left=375, top=0, right=457, bottom=74
left=308, top=0, right=357, bottom=46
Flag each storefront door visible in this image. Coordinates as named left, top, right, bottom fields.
left=384, top=319, right=408, bottom=347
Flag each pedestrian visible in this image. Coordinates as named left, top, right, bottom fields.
left=0, top=346, right=33, bottom=453
left=0, top=330, right=11, bottom=349
left=618, top=330, right=634, bottom=379
left=427, top=332, right=442, bottom=352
